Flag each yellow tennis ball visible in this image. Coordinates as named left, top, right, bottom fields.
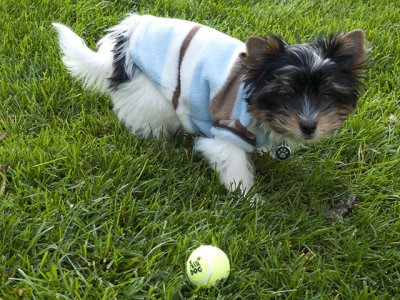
left=186, top=245, right=230, bottom=288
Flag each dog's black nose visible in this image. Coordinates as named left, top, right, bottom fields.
left=300, top=120, right=317, bottom=136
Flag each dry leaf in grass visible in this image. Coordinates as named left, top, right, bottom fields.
left=326, top=194, right=357, bottom=221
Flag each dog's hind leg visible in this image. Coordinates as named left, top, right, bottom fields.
left=110, top=72, right=181, bottom=139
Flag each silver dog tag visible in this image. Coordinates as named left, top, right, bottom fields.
left=273, top=146, right=291, bottom=160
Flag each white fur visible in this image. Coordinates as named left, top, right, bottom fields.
left=52, top=23, right=114, bottom=92
left=111, top=73, right=180, bottom=138
left=53, top=15, right=258, bottom=193
left=53, top=17, right=180, bottom=139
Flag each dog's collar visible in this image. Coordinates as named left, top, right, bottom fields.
left=251, top=124, right=292, bottom=160
left=213, top=120, right=292, bottom=159
left=252, top=127, right=292, bottom=160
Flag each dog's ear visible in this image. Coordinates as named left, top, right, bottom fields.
left=240, top=35, right=287, bottom=69
left=323, top=29, right=369, bottom=76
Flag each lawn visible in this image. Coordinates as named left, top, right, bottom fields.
left=0, top=0, right=399, bottom=299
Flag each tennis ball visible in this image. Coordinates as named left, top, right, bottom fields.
left=186, top=245, right=230, bottom=288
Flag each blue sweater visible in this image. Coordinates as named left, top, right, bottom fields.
left=128, top=15, right=269, bottom=152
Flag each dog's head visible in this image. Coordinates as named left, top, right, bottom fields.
left=240, top=30, right=368, bottom=144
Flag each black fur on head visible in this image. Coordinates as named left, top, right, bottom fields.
left=240, top=30, right=368, bottom=143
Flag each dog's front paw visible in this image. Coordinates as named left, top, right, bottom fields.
left=225, top=177, right=254, bottom=195
left=195, top=137, right=255, bottom=194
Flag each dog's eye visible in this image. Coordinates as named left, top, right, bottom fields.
left=279, top=91, right=291, bottom=99
left=322, top=94, right=332, bottom=101
left=320, top=92, right=338, bottom=102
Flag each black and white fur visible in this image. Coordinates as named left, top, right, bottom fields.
left=53, top=14, right=368, bottom=193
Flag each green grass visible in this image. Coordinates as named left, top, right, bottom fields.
left=1, top=0, right=399, bottom=298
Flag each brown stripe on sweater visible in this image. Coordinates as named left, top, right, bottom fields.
left=210, top=58, right=244, bottom=121
left=213, top=119, right=256, bottom=146
left=172, top=25, right=201, bottom=109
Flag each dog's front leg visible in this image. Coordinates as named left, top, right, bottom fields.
left=194, top=137, right=254, bottom=193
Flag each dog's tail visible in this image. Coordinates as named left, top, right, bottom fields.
left=52, top=22, right=115, bottom=92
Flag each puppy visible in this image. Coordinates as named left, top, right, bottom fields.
left=53, top=14, right=368, bottom=193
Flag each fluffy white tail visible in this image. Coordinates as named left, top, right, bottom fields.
left=52, top=23, right=114, bottom=92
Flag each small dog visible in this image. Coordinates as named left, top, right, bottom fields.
left=53, top=14, right=368, bottom=193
